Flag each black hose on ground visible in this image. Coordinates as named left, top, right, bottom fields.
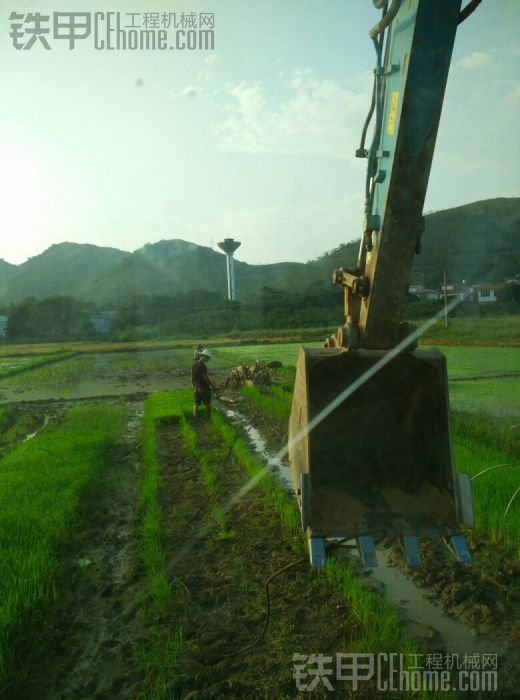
left=207, top=554, right=308, bottom=662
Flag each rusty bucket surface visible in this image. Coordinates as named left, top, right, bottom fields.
left=289, top=346, right=461, bottom=540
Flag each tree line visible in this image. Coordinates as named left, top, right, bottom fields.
left=0, top=283, right=518, bottom=341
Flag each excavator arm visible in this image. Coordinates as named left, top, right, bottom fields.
left=289, top=0, right=479, bottom=568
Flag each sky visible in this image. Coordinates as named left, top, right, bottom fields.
left=0, top=0, right=519, bottom=266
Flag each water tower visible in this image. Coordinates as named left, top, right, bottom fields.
left=217, top=238, right=241, bottom=302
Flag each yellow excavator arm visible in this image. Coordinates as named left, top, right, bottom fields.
left=289, top=0, right=481, bottom=568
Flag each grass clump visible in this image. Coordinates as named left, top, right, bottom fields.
left=0, top=402, right=126, bottom=683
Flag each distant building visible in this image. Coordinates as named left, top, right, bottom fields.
left=409, top=284, right=440, bottom=301
left=472, top=283, right=504, bottom=303
left=0, top=316, right=7, bottom=337
left=440, top=284, right=467, bottom=301
left=504, top=274, right=520, bottom=285
left=89, top=313, right=113, bottom=334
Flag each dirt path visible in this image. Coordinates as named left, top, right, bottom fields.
left=10, top=401, right=147, bottom=699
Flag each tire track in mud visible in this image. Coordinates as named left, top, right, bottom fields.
left=9, top=401, right=147, bottom=699
left=155, top=419, right=379, bottom=699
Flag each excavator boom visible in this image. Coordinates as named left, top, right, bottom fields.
left=289, top=0, right=476, bottom=567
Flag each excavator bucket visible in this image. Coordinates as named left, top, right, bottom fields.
left=288, top=347, right=473, bottom=567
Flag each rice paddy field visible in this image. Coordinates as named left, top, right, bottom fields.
left=0, top=337, right=517, bottom=697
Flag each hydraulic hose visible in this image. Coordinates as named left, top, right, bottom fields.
left=369, top=0, right=401, bottom=39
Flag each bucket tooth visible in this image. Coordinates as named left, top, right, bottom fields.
left=357, top=535, right=378, bottom=567
left=455, top=473, right=475, bottom=528
left=450, top=535, right=471, bottom=564
left=309, top=537, right=326, bottom=568
left=403, top=534, right=421, bottom=566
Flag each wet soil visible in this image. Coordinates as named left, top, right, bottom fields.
left=154, top=419, right=379, bottom=699
left=0, top=351, right=232, bottom=404
left=224, top=390, right=520, bottom=696
left=4, top=383, right=518, bottom=697
left=384, top=538, right=520, bottom=695
left=8, top=401, right=147, bottom=699
left=6, top=397, right=379, bottom=699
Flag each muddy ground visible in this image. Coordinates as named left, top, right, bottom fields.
left=150, top=419, right=384, bottom=698
left=6, top=398, right=380, bottom=699
left=0, top=350, right=232, bottom=404
left=220, top=390, right=520, bottom=696
left=2, top=378, right=518, bottom=698
left=8, top=400, right=147, bottom=699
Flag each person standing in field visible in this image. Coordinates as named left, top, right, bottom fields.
left=192, top=349, right=216, bottom=418
left=193, top=343, right=204, bottom=361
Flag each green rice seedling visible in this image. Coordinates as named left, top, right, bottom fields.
left=449, top=378, right=520, bottom=421
left=210, top=410, right=432, bottom=691
left=453, top=418, right=519, bottom=552
left=0, top=402, right=125, bottom=683
left=179, top=416, right=234, bottom=538
left=435, top=345, right=520, bottom=378
left=212, top=410, right=302, bottom=549
left=241, top=385, right=291, bottom=418
left=0, top=351, right=77, bottom=380
left=0, top=355, right=95, bottom=392
left=141, top=391, right=193, bottom=613
left=138, top=391, right=202, bottom=695
left=421, top=315, right=520, bottom=345
left=135, top=627, right=195, bottom=700
left=215, top=341, right=313, bottom=370
left=216, top=341, right=520, bottom=381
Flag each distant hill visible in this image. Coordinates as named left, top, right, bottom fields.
left=310, top=198, right=520, bottom=287
left=412, top=198, right=520, bottom=285
left=0, top=243, right=129, bottom=303
left=0, top=198, right=518, bottom=305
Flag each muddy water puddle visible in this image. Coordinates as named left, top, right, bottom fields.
left=22, top=413, right=51, bottom=441
left=365, top=549, right=504, bottom=655
left=224, top=406, right=294, bottom=493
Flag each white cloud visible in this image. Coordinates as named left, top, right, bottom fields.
left=217, top=67, right=371, bottom=159
left=456, top=51, right=492, bottom=69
